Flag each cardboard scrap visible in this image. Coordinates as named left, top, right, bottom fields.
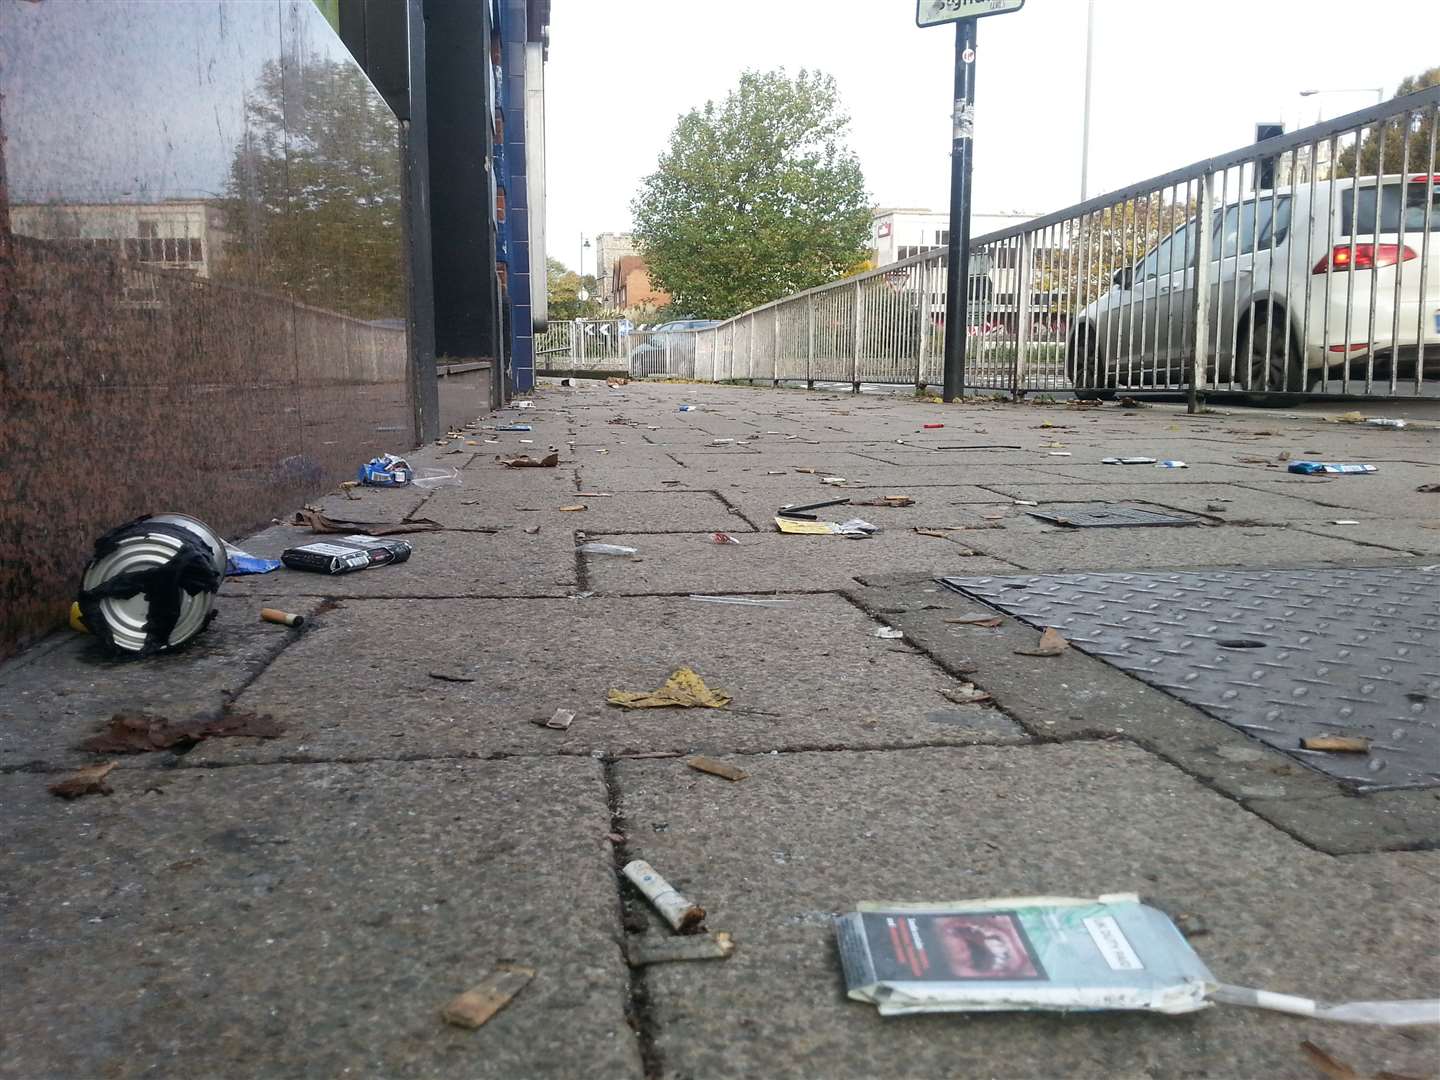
left=291, top=509, right=443, bottom=536
left=1301, top=735, right=1370, bottom=753
left=1015, top=627, right=1070, bottom=657
left=686, top=755, right=748, bottom=782
left=441, top=965, right=535, bottom=1030
left=78, top=710, right=283, bottom=754
left=48, top=761, right=118, bottom=800
left=533, top=708, right=576, bottom=731
left=626, top=932, right=735, bottom=967
left=608, top=667, right=731, bottom=710
left=497, top=451, right=560, bottom=468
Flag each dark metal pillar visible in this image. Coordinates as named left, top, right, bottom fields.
left=941, top=18, right=977, bottom=403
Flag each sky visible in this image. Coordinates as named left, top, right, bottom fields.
left=544, top=0, right=1437, bottom=277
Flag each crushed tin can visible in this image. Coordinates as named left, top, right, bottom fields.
left=358, top=454, right=413, bottom=487
left=76, top=513, right=226, bottom=657
left=281, top=535, right=412, bottom=575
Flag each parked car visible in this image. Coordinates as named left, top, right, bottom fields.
left=1067, top=174, right=1439, bottom=400
left=629, top=319, right=723, bottom=377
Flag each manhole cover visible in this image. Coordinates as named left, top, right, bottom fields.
left=939, top=567, right=1440, bottom=790
left=1026, top=504, right=1196, bottom=528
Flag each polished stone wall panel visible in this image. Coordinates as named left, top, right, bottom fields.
left=0, top=1, right=412, bottom=656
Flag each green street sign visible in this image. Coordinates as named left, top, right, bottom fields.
left=917, top=0, right=1024, bottom=28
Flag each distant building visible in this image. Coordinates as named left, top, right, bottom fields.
left=870, top=207, right=1039, bottom=266
left=594, top=232, right=638, bottom=306
left=10, top=200, right=229, bottom=277
left=612, top=254, right=669, bottom=313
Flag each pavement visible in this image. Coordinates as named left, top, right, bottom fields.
left=2, top=379, right=1438, bottom=1080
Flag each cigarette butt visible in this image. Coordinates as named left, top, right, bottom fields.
left=260, top=608, right=305, bottom=628
left=622, top=859, right=706, bottom=934
left=1300, top=735, right=1369, bottom=753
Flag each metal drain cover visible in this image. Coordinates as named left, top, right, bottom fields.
left=940, top=567, right=1440, bottom=790
left=1025, top=504, right=1196, bottom=528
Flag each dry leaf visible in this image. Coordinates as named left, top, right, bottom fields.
left=557, top=504, right=588, bottom=512
left=48, top=761, right=118, bottom=800
left=497, top=451, right=559, bottom=468
left=1015, top=627, right=1070, bottom=657
left=441, top=965, right=535, bottom=1030
left=939, top=685, right=992, bottom=705
left=608, top=667, right=731, bottom=709
left=1298, top=1041, right=1362, bottom=1080
left=1300, top=735, right=1370, bottom=753
left=945, top=615, right=1003, bottom=628
left=686, top=756, right=748, bottom=781
left=78, top=710, right=283, bottom=753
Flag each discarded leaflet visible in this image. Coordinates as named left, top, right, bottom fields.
left=835, top=895, right=1216, bottom=1017
left=609, top=667, right=730, bottom=709
left=1288, top=462, right=1377, bottom=475
left=775, top=517, right=877, bottom=537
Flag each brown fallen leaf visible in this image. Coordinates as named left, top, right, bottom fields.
left=78, top=710, right=283, bottom=754
left=557, top=504, right=588, bottom=512
left=291, top=509, right=443, bottom=536
left=497, top=451, right=560, bottom=468
left=1300, top=735, right=1370, bottom=753
left=609, top=667, right=731, bottom=709
left=1298, top=1041, right=1362, bottom=1080
left=945, top=615, right=1003, bottom=628
left=48, top=761, right=118, bottom=800
left=939, top=685, right=992, bottom=705
left=441, top=965, right=535, bottom=1030
left=686, top=755, right=748, bottom=782
left=1015, top=627, right=1070, bottom=657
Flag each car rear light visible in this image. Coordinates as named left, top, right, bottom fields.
left=1312, top=243, right=1418, bottom=273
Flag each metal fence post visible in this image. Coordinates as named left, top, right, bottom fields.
left=664, top=335, right=673, bottom=379
left=575, top=319, right=585, bottom=371
left=747, top=315, right=754, bottom=383
left=1189, top=171, right=1214, bottom=415
left=1011, top=233, right=1031, bottom=398
left=915, top=259, right=932, bottom=389
left=806, top=293, right=816, bottom=389
left=773, top=307, right=781, bottom=386
left=851, top=279, right=863, bottom=393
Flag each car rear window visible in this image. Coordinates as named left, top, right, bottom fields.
left=1341, top=181, right=1440, bottom=236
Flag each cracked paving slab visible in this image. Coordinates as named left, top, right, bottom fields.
left=0, top=757, right=640, bottom=1080
left=615, top=743, right=1440, bottom=1080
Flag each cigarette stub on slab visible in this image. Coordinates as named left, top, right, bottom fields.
left=623, top=859, right=706, bottom=934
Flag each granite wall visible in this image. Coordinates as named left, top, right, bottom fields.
left=0, top=0, right=413, bottom=656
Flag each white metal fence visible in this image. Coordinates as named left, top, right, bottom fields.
left=632, top=86, right=1440, bottom=404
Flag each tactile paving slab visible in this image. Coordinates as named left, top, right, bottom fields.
left=940, top=567, right=1440, bottom=790
left=1025, top=504, right=1196, bottom=528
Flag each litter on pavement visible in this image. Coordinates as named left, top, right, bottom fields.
left=532, top=708, right=576, bottom=731
left=1101, top=456, right=1158, bottom=465
left=1015, top=627, right=1070, bottom=656
left=874, top=627, right=905, bottom=639
left=441, top=965, right=535, bottom=1030
left=78, top=709, right=282, bottom=753
left=1300, top=735, right=1370, bottom=753
left=626, top=932, right=735, bottom=967
left=224, top=543, right=281, bottom=575
left=687, top=595, right=794, bottom=606
left=711, top=532, right=741, bottom=544
left=259, top=608, right=304, bottom=628
left=775, top=517, right=877, bottom=537
left=496, top=424, right=533, bottom=432
left=1288, top=462, right=1378, bottom=475
left=1155, top=460, right=1188, bottom=469
left=577, top=543, right=636, bottom=556
left=358, top=454, right=413, bottom=486
left=779, top=496, right=851, bottom=519
left=623, top=859, right=706, bottom=933
left=282, top=535, right=412, bottom=575
left=686, top=755, right=748, bottom=781
left=608, top=667, right=731, bottom=709
left=939, top=684, right=992, bottom=704
left=290, top=509, right=443, bottom=536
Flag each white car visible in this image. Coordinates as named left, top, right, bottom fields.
left=1068, top=174, right=1439, bottom=399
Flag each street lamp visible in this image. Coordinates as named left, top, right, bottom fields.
left=1080, top=0, right=1094, bottom=201
left=1298, top=86, right=1385, bottom=123
left=580, top=233, right=591, bottom=277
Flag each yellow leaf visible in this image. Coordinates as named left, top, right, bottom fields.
left=608, top=667, right=731, bottom=709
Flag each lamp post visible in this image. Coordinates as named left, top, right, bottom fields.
left=580, top=233, right=590, bottom=277
left=1298, top=86, right=1385, bottom=123
left=1080, top=0, right=1095, bottom=201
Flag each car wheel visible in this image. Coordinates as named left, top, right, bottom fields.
left=1069, top=331, right=1116, bottom=401
left=1240, top=311, right=1305, bottom=406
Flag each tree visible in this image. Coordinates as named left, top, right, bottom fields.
left=631, top=68, right=872, bottom=319
left=1335, top=67, right=1440, bottom=178
left=221, top=52, right=404, bottom=320
left=546, top=258, right=601, bottom=320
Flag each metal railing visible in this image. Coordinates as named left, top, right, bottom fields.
left=647, top=86, right=1440, bottom=404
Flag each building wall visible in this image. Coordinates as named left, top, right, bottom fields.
left=595, top=231, right=638, bottom=305
left=0, top=0, right=410, bottom=657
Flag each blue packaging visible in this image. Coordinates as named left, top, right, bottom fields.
left=1288, top=462, right=1377, bottom=475
left=358, top=454, right=413, bottom=486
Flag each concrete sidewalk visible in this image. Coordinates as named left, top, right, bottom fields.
left=2, top=381, right=1437, bottom=1079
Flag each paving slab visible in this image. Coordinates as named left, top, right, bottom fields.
left=0, top=758, right=640, bottom=1080
left=0, top=593, right=330, bottom=771
left=583, top=530, right=1021, bottom=595
left=615, top=744, right=1440, bottom=1080
left=217, top=524, right=579, bottom=598
left=1292, top=518, right=1440, bottom=555
left=184, top=595, right=1024, bottom=766
left=974, top=482, right=1343, bottom=523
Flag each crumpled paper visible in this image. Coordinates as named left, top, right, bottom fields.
left=608, top=667, right=731, bottom=709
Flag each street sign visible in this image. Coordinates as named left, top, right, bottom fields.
left=917, top=0, right=1023, bottom=28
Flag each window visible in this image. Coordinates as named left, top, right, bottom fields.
left=1138, top=222, right=1194, bottom=281
left=1213, top=195, right=1292, bottom=258
left=936, top=229, right=950, bottom=245
left=1342, top=182, right=1440, bottom=237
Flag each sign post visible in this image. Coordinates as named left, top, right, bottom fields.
left=917, top=0, right=1024, bottom=402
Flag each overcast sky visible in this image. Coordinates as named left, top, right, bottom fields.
left=545, top=0, right=1435, bottom=277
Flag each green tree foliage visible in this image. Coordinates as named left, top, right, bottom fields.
left=221, top=54, right=404, bottom=320
left=631, top=69, right=872, bottom=319
left=546, top=258, right=602, bottom=320
left=1335, top=68, right=1440, bottom=178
